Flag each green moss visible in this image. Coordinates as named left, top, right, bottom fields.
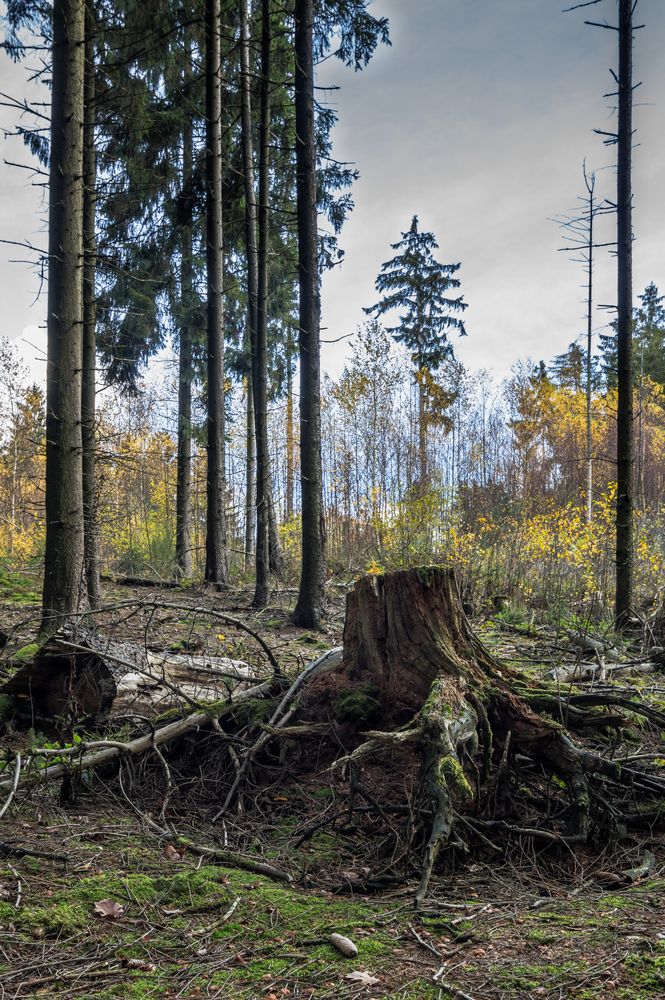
left=526, top=928, right=559, bottom=943
left=334, top=684, right=381, bottom=725
left=625, top=953, right=665, bottom=992
left=439, top=754, right=473, bottom=797
left=17, top=902, right=88, bottom=935
left=72, top=872, right=158, bottom=903
left=387, top=983, right=441, bottom=999
left=0, top=569, right=40, bottom=606
left=12, top=642, right=40, bottom=663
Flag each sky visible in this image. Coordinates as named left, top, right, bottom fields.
left=0, top=0, right=664, bottom=385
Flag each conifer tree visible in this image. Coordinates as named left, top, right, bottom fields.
left=366, top=217, right=467, bottom=484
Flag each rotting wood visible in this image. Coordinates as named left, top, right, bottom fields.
left=2, top=628, right=260, bottom=722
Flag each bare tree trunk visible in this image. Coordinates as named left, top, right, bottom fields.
left=204, top=0, right=229, bottom=588
left=244, top=372, right=256, bottom=572
left=636, top=342, right=645, bottom=510
left=42, top=0, right=86, bottom=630
left=176, top=93, right=194, bottom=580
left=285, top=324, right=295, bottom=520
left=238, top=0, right=258, bottom=579
left=585, top=169, right=595, bottom=526
left=418, top=374, right=428, bottom=486
left=615, top=0, right=634, bottom=626
left=292, top=0, right=325, bottom=628
left=245, top=0, right=271, bottom=606
left=82, top=2, right=101, bottom=609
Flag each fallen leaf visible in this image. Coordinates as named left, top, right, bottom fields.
left=163, top=843, right=187, bottom=861
left=345, top=971, right=380, bottom=986
left=93, top=899, right=125, bottom=919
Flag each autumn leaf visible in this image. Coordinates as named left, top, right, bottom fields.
left=163, top=843, right=187, bottom=861
left=93, top=899, right=125, bottom=919
left=345, top=971, right=380, bottom=986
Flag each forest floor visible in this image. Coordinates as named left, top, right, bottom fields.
left=0, top=578, right=664, bottom=999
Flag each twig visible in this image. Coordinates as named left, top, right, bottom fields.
left=8, top=865, right=21, bottom=908
left=186, top=895, right=242, bottom=938
left=432, top=970, right=476, bottom=1000
left=0, top=753, right=21, bottom=819
left=409, top=923, right=443, bottom=958
left=0, top=841, right=70, bottom=862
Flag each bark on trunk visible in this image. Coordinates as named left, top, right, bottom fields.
left=238, top=0, right=259, bottom=578
left=42, top=0, right=87, bottom=630
left=204, top=0, right=229, bottom=588
left=285, top=324, right=295, bottom=520
left=244, top=373, right=256, bottom=572
left=292, top=0, right=325, bottom=628
left=4, top=630, right=256, bottom=724
left=615, top=0, right=634, bottom=626
left=82, top=3, right=101, bottom=609
left=176, top=100, right=194, bottom=579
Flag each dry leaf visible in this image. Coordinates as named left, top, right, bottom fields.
left=93, top=899, right=125, bottom=919
left=330, top=933, right=359, bottom=958
left=163, top=843, right=187, bottom=861
left=345, top=971, right=380, bottom=986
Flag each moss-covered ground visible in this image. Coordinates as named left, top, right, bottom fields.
left=0, top=805, right=662, bottom=999
left=1, top=585, right=665, bottom=996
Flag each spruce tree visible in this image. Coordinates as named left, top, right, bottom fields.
left=366, top=217, right=467, bottom=484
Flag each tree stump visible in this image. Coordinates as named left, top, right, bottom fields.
left=335, top=567, right=633, bottom=905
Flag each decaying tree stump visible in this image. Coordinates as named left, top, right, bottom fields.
left=329, top=567, right=664, bottom=905
left=3, top=628, right=257, bottom=724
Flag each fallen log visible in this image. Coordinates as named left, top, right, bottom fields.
left=0, top=678, right=274, bottom=794
left=3, top=628, right=260, bottom=723
left=100, top=574, right=181, bottom=589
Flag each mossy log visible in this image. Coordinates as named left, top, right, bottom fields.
left=329, top=567, right=665, bottom=906
left=3, top=628, right=256, bottom=724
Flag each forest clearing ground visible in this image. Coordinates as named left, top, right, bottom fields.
left=0, top=580, right=665, bottom=998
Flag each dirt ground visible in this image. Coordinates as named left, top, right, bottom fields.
left=0, top=580, right=664, bottom=999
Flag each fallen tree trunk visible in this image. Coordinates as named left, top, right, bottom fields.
left=0, top=678, right=274, bottom=794
left=3, top=628, right=259, bottom=723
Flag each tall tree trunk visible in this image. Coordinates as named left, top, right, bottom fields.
left=292, top=0, right=325, bottom=628
left=204, top=0, right=229, bottom=588
left=176, top=99, right=194, bottom=579
left=240, top=0, right=270, bottom=606
left=285, top=323, right=295, bottom=520
left=42, top=0, right=86, bottom=630
left=636, top=343, right=645, bottom=510
left=615, top=0, right=634, bottom=626
left=585, top=170, right=595, bottom=526
left=418, top=374, right=428, bottom=486
left=82, top=2, right=101, bottom=609
left=244, top=371, right=256, bottom=572
left=239, top=0, right=258, bottom=577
